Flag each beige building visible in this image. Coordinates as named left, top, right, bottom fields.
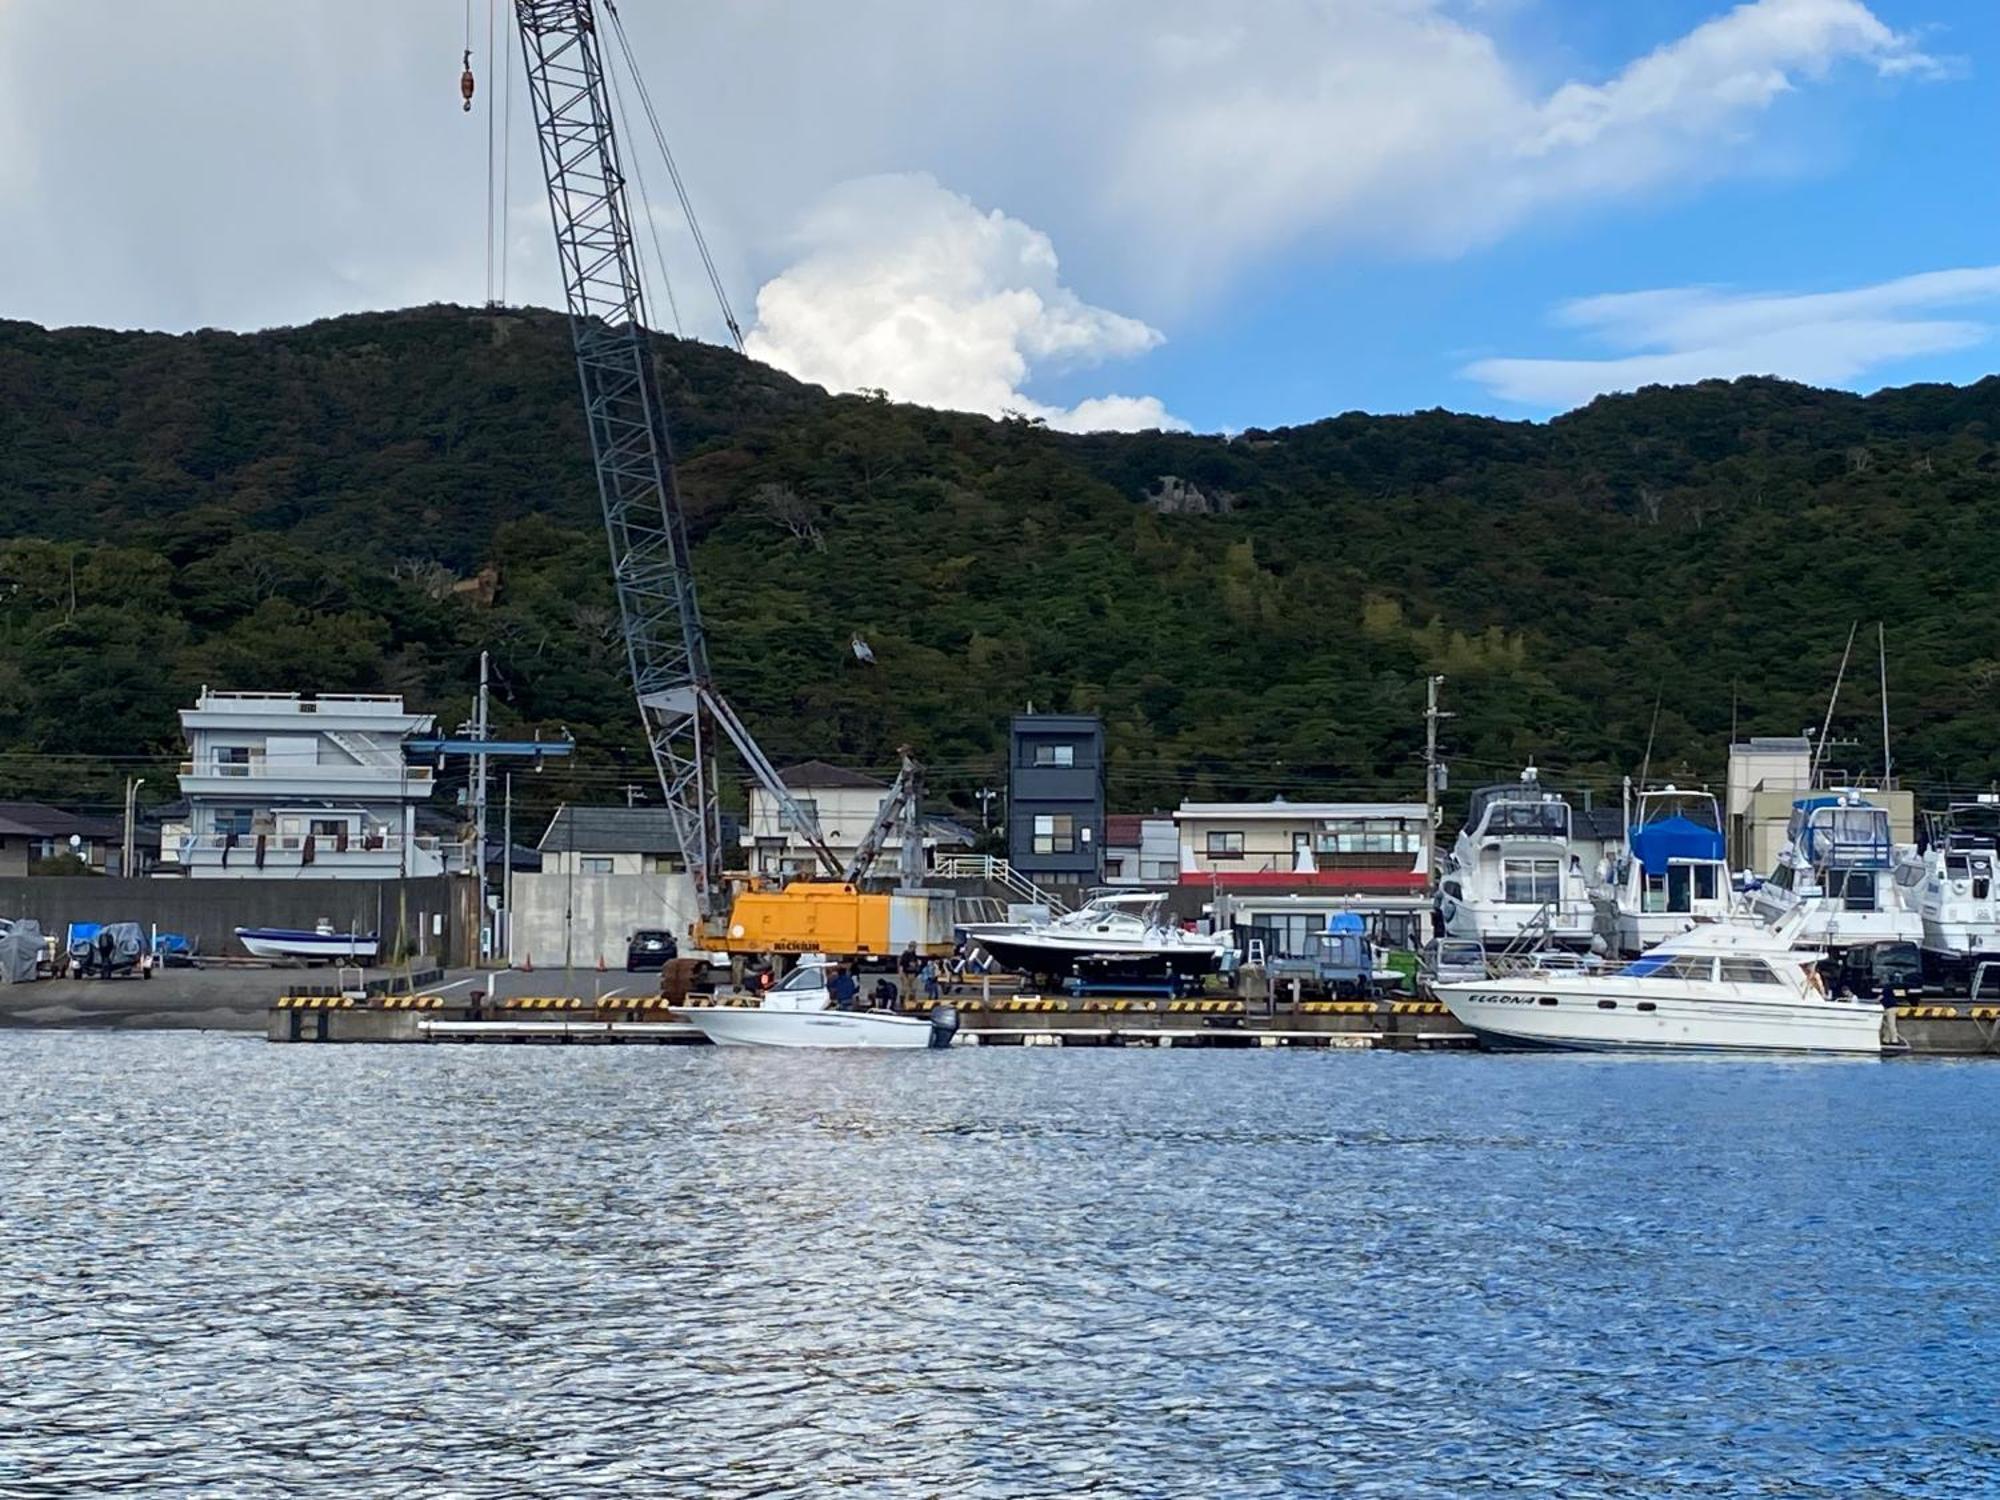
left=1172, top=800, right=1430, bottom=888
left=1726, top=737, right=1914, bottom=875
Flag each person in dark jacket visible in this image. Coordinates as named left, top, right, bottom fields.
left=828, top=965, right=860, bottom=1011
left=898, top=943, right=921, bottom=984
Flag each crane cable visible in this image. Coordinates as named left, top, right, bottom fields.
left=499, top=4, right=514, bottom=305
left=602, top=41, right=685, bottom=338
left=602, top=0, right=746, bottom=351
left=484, top=0, right=497, bottom=305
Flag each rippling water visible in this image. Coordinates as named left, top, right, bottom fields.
left=3, top=1035, right=1998, bottom=1497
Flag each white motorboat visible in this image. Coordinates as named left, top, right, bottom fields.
left=1437, top=767, right=1597, bottom=950
left=1600, top=787, right=1733, bottom=956
left=1435, top=917, right=1884, bottom=1055
left=958, top=892, right=1231, bottom=981
left=235, top=923, right=380, bottom=963
left=676, top=957, right=958, bottom=1049
left=1743, top=792, right=1921, bottom=951
left=1895, top=800, right=2000, bottom=975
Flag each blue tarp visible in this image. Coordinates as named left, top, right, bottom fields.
left=1629, top=815, right=1724, bottom=875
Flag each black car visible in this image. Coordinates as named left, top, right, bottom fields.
left=625, top=929, right=679, bottom=972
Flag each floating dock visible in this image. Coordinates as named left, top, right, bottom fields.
left=264, top=989, right=2000, bottom=1055
left=268, top=991, right=1472, bottom=1049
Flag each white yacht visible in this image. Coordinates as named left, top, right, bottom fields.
left=1744, top=792, right=1920, bottom=951
left=1600, top=788, right=1733, bottom=956
left=1437, top=768, right=1596, bottom=950
left=1435, top=918, right=1883, bottom=1055
left=676, top=957, right=958, bottom=1049
left=959, top=892, right=1233, bottom=982
left=1895, top=800, right=2000, bottom=975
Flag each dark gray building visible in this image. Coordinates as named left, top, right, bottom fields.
left=1007, top=714, right=1105, bottom=888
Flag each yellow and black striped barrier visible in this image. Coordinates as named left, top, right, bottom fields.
left=275, top=995, right=359, bottom=1010
left=599, top=995, right=678, bottom=1012
left=1165, top=999, right=1245, bottom=1014
left=1972, top=1007, right=2000, bottom=1021
left=1391, top=1001, right=1447, bottom=1015
left=502, top=996, right=586, bottom=1011
left=1080, top=998, right=1157, bottom=1013
left=377, top=995, right=445, bottom=1011
left=1300, top=1000, right=1375, bottom=1015
left=1897, top=1004, right=1963, bottom=1019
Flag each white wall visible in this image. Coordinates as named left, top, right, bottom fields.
left=506, top=870, right=699, bottom=968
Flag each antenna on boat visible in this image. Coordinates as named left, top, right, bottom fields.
left=1636, top=687, right=1663, bottom=795
left=1810, top=622, right=1858, bottom=788
left=1877, top=621, right=1893, bottom=790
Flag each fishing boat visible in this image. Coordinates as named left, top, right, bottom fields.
left=234, top=922, right=380, bottom=963
left=676, top=955, right=957, bottom=1049
left=958, top=891, right=1232, bottom=982
left=1434, top=917, right=1883, bottom=1055
left=1436, top=767, right=1597, bottom=950
left=1600, top=787, right=1733, bottom=956
left=1895, top=799, right=2000, bottom=976
left=1743, top=792, right=1920, bottom=951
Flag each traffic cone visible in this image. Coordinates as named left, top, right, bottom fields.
left=522, top=951, right=534, bottom=972
left=596, top=955, right=606, bottom=973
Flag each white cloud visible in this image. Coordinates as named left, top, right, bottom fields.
left=1464, top=266, right=2000, bottom=409
left=1109, top=0, right=1935, bottom=288
left=745, top=174, right=1185, bottom=433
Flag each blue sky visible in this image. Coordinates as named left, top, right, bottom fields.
left=1044, top=0, right=2000, bottom=429
left=1, top=1, right=1994, bottom=433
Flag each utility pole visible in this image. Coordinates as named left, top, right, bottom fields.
left=473, top=648, right=490, bottom=895
left=976, top=786, right=1000, bottom=834
left=121, top=776, right=145, bottom=878
left=501, top=771, right=514, bottom=967
left=1423, top=676, right=1451, bottom=889
left=621, top=783, right=645, bottom=808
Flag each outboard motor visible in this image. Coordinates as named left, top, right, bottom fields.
left=928, top=1003, right=960, bottom=1049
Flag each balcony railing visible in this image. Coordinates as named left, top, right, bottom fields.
left=175, top=833, right=469, bottom=863
left=179, top=761, right=433, bottom=784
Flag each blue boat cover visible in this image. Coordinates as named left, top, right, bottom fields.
left=1629, top=815, right=1723, bottom=875
left=1325, top=913, right=1367, bottom=934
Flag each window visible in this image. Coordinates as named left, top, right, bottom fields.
left=1103, top=857, right=1125, bottom=878
left=1314, top=820, right=1420, bottom=856
left=780, top=797, right=819, bottom=834
left=215, top=746, right=251, bottom=775
left=1720, top=959, right=1782, bottom=985
left=1033, top=744, right=1075, bottom=767
left=1033, top=814, right=1075, bottom=855
left=580, top=856, right=614, bottom=874
left=1141, top=859, right=1178, bottom=882
left=1502, top=858, right=1561, bottom=904
left=216, top=808, right=255, bottom=837
left=1206, top=831, right=1244, bottom=859
left=309, top=819, right=346, bottom=839
left=1693, top=866, right=1720, bottom=902
left=1661, top=955, right=1716, bottom=982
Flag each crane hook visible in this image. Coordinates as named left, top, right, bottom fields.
left=461, top=49, right=476, bottom=112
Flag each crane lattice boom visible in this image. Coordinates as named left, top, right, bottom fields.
left=512, top=0, right=836, bottom=919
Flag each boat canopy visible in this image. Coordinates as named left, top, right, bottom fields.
left=1790, top=798, right=1892, bottom=868
left=1629, top=815, right=1725, bottom=875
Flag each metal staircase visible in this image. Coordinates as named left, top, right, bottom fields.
left=931, top=854, right=1070, bottom=915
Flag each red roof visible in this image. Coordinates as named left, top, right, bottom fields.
left=1104, top=813, right=1149, bottom=847
left=1178, top=870, right=1427, bottom=892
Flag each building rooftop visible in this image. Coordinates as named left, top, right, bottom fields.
left=1175, top=800, right=1428, bottom=821
left=538, top=806, right=685, bottom=855
left=0, top=802, right=127, bottom=841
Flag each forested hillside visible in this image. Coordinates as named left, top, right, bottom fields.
left=4, top=303, right=1999, bottom=824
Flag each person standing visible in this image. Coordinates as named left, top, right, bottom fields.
left=920, top=958, right=941, bottom=1003
left=898, top=943, right=921, bottom=987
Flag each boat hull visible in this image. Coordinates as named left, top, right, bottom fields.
left=974, top=934, right=1222, bottom=981
left=1436, top=980, right=1883, bottom=1056
left=677, top=1005, right=947, bottom=1049
left=235, top=928, right=380, bottom=962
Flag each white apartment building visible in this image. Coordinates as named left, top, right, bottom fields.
left=172, top=691, right=463, bottom=879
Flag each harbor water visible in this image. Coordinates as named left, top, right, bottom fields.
left=3, top=1035, right=1996, bottom=1497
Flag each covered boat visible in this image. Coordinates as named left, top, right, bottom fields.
left=1601, top=788, right=1733, bottom=955
left=235, top=922, right=380, bottom=963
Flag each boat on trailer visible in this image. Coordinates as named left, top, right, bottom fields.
left=959, top=891, right=1232, bottom=982
left=235, top=923, right=380, bottom=963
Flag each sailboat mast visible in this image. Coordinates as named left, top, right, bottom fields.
left=1878, top=621, right=1892, bottom=789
